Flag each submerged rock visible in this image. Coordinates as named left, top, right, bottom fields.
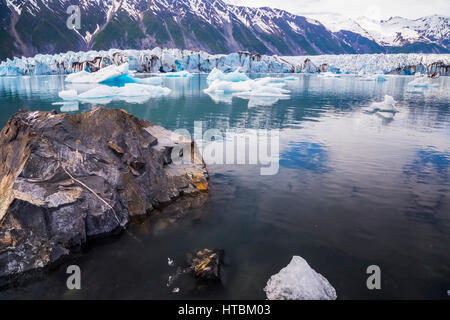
left=264, top=256, right=337, bottom=300
left=186, top=249, right=224, bottom=281
left=0, top=107, right=208, bottom=287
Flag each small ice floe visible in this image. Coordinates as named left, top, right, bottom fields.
left=407, top=76, right=439, bottom=88
left=58, top=89, right=78, bottom=100
left=357, top=73, right=387, bottom=82
left=207, top=68, right=250, bottom=83
left=157, top=70, right=192, bottom=78
left=52, top=101, right=80, bottom=112
left=133, top=76, right=163, bottom=85
left=318, top=72, right=341, bottom=78
left=365, top=95, right=398, bottom=113
left=168, top=257, right=174, bottom=267
left=172, top=287, right=180, bottom=293
left=264, top=256, right=337, bottom=300
left=65, top=63, right=130, bottom=83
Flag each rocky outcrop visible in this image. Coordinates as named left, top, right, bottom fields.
left=186, top=249, right=224, bottom=281
left=0, top=107, right=208, bottom=287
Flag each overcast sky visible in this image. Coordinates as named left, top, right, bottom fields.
left=225, top=0, right=450, bottom=20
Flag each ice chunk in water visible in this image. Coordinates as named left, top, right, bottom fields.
left=264, top=256, right=337, bottom=300
left=207, top=68, right=249, bottom=82
left=366, top=95, right=398, bottom=113
left=65, top=63, right=130, bottom=83
left=60, top=83, right=171, bottom=104
left=58, top=89, right=78, bottom=100
left=407, top=77, right=439, bottom=88
left=157, top=70, right=192, bottom=78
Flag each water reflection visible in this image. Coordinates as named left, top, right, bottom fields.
left=0, top=73, right=449, bottom=299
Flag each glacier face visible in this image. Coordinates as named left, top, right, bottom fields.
left=0, top=48, right=449, bottom=77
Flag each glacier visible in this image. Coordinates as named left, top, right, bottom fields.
left=264, top=256, right=337, bottom=300
left=1, top=48, right=449, bottom=77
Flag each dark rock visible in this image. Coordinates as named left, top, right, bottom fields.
left=0, top=107, right=208, bottom=287
left=186, top=249, right=224, bottom=281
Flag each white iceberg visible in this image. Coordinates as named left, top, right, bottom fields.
left=65, top=63, right=130, bottom=83
left=58, top=89, right=78, bottom=100
left=207, top=68, right=249, bottom=82
left=407, top=76, right=439, bottom=88
left=204, top=76, right=290, bottom=107
left=60, top=83, right=171, bottom=104
left=318, top=72, right=341, bottom=78
left=357, top=74, right=387, bottom=82
left=264, top=256, right=337, bottom=300
left=157, top=70, right=193, bottom=78
left=133, top=77, right=163, bottom=85
left=366, top=95, right=398, bottom=113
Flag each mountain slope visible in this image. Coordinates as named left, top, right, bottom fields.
left=306, top=13, right=450, bottom=54
left=0, top=0, right=448, bottom=60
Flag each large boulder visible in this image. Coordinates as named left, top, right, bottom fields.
left=0, top=107, right=208, bottom=287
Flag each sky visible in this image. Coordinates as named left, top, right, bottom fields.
left=225, top=0, right=450, bottom=20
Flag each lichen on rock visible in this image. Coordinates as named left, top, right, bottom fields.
left=0, top=107, right=208, bottom=287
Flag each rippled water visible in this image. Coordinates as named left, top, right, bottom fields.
left=0, top=74, right=449, bottom=299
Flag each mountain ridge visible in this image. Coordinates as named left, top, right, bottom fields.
left=1, top=0, right=448, bottom=60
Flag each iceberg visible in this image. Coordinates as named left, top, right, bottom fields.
left=264, top=256, right=337, bottom=300
left=204, top=75, right=291, bottom=107
left=365, top=95, right=398, bottom=113
left=133, top=77, right=163, bottom=85
left=58, top=89, right=78, bottom=100
left=407, top=76, right=439, bottom=88
left=65, top=63, right=130, bottom=83
left=157, top=70, right=193, bottom=78
left=318, top=72, right=341, bottom=78
left=206, top=68, right=249, bottom=82
left=59, top=83, right=171, bottom=104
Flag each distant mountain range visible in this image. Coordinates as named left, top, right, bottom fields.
left=1, top=0, right=449, bottom=60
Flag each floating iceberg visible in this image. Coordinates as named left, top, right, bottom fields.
left=407, top=76, right=439, bottom=88
left=58, top=89, right=78, bottom=100
left=133, top=77, right=163, bottom=85
left=357, top=74, right=387, bottom=82
left=264, top=256, right=337, bottom=300
left=52, top=101, right=80, bottom=112
left=65, top=63, right=130, bottom=83
left=365, top=95, right=398, bottom=113
left=318, top=72, right=341, bottom=78
left=204, top=74, right=291, bottom=107
left=207, top=68, right=249, bottom=82
left=60, top=83, right=171, bottom=104
left=157, top=70, right=193, bottom=78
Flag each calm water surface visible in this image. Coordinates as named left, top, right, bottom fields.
left=0, top=74, right=449, bottom=299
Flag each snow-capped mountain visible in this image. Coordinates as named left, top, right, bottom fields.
left=305, top=13, right=449, bottom=53
left=0, top=0, right=448, bottom=60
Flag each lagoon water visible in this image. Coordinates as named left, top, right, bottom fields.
left=0, top=74, right=449, bottom=299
